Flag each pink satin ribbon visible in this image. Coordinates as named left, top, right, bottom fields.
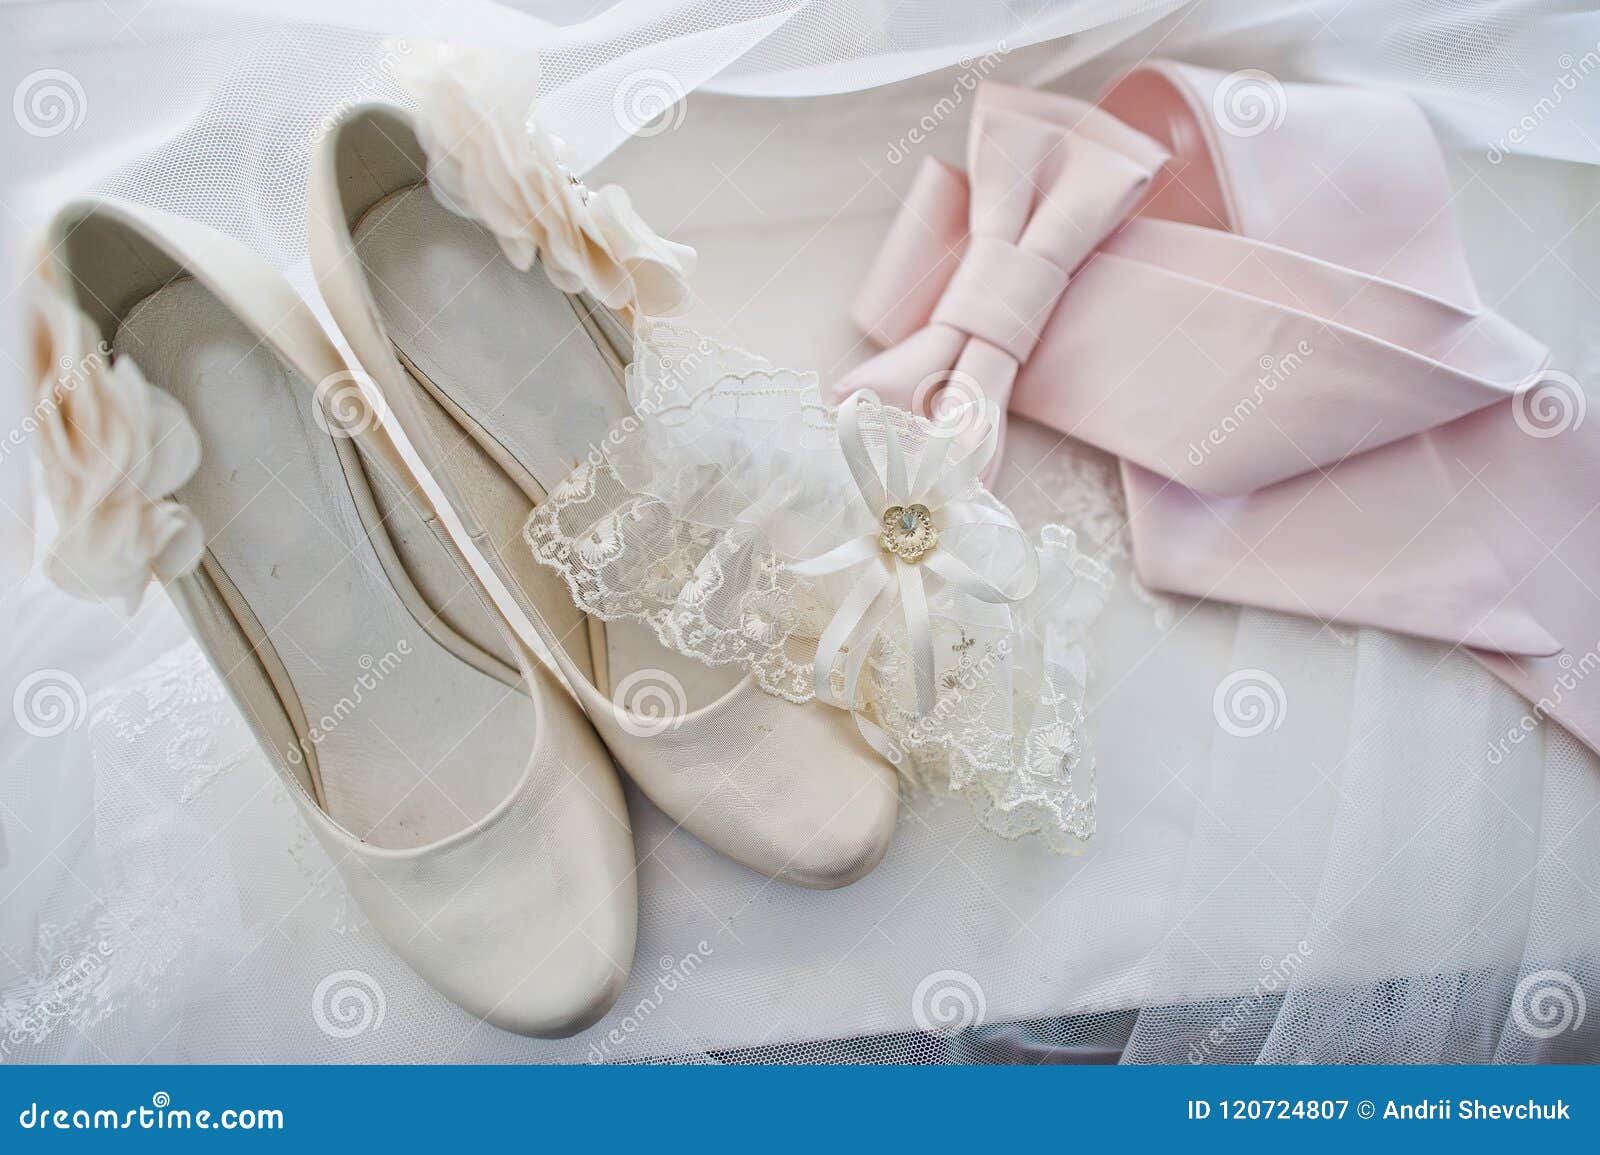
left=838, top=62, right=1600, bottom=755
left=837, top=83, right=1170, bottom=479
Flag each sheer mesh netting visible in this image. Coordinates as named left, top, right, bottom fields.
left=4, top=0, right=1599, bottom=1065
left=524, top=323, right=1109, bottom=849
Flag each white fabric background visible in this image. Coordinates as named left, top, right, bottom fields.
left=2, top=0, right=1598, bottom=1063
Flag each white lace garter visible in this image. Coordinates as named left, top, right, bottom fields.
left=525, top=324, right=1111, bottom=850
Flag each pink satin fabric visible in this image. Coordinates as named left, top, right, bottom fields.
left=836, top=84, right=1169, bottom=477
left=840, top=62, right=1600, bottom=754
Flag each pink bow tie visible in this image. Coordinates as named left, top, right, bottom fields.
left=841, top=63, right=1600, bottom=756
left=832, top=84, right=1169, bottom=480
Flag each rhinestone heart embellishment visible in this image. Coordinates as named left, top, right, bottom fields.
left=880, top=503, right=939, bottom=563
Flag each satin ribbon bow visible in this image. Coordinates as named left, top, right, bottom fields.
left=842, top=64, right=1600, bottom=758
left=791, top=391, right=1037, bottom=761
left=832, top=84, right=1169, bottom=483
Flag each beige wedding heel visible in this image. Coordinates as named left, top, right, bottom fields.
left=33, top=198, right=636, bottom=1036
left=309, top=104, right=899, bottom=888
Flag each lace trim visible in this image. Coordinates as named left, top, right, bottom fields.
left=527, top=322, right=1109, bottom=850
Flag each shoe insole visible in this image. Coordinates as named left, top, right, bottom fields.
left=119, top=278, right=530, bottom=849
left=353, top=185, right=741, bottom=707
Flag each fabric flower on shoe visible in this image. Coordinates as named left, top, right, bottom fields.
left=396, top=43, right=696, bottom=318
left=27, top=260, right=203, bottom=610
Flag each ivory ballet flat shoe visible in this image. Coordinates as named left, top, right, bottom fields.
left=29, top=198, right=636, bottom=1037
left=307, top=58, right=898, bottom=888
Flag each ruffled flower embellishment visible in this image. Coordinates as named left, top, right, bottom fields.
left=790, top=391, right=1038, bottom=760
left=525, top=323, right=1111, bottom=851
left=27, top=262, right=204, bottom=610
left=395, top=43, right=697, bottom=318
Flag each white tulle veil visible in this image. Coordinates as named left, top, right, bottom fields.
left=3, top=0, right=1598, bottom=1064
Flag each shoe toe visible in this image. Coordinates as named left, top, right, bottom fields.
left=396, top=820, right=636, bottom=1038
left=760, top=707, right=900, bottom=889
left=465, top=917, right=632, bottom=1038
left=612, top=681, right=901, bottom=888
left=339, top=723, right=637, bottom=1039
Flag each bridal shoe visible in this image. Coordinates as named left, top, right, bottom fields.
left=29, top=198, right=636, bottom=1036
left=306, top=71, right=899, bottom=887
